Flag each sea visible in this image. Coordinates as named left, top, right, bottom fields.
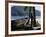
left=11, top=16, right=41, bottom=24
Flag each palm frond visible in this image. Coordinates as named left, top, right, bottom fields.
left=24, top=6, right=28, bottom=11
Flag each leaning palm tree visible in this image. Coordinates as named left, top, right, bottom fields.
left=30, top=7, right=36, bottom=27
left=24, top=6, right=36, bottom=28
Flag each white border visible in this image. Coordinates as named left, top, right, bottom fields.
left=8, top=3, right=43, bottom=34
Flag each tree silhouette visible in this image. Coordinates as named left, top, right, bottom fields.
left=24, top=6, right=36, bottom=28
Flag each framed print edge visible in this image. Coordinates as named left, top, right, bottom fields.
left=5, top=0, right=8, bottom=37
left=5, top=0, right=45, bottom=37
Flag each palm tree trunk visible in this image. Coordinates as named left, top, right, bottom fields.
left=33, top=7, right=36, bottom=27
left=29, top=7, right=36, bottom=28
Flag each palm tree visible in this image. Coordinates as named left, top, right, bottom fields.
left=31, top=7, right=36, bottom=27
left=24, top=6, right=36, bottom=28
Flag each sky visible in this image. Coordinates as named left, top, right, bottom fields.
left=35, top=6, right=41, bottom=11
left=11, top=6, right=41, bottom=16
